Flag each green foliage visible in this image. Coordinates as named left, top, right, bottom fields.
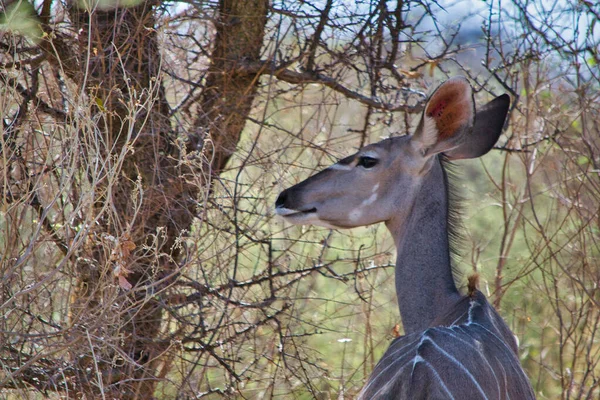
left=0, top=1, right=41, bottom=43
left=77, top=0, right=144, bottom=11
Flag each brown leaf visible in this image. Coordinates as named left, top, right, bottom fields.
left=121, top=240, right=136, bottom=258
left=118, top=275, right=133, bottom=291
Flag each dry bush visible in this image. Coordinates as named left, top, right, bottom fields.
left=0, top=0, right=598, bottom=399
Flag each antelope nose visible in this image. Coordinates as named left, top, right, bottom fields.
left=275, top=191, right=287, bottom=208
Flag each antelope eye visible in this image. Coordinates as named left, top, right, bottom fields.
left=357, top=156, right=378, bottom=169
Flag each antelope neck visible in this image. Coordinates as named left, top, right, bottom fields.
left=386, top=158, right=461, bottom=334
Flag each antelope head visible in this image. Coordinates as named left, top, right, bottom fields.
left=275, top=77, right=510, bottom=230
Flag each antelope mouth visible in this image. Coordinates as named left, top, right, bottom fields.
left=275, top=206, right=342, bottom=229
left=275, top=207, right=317, bottom=218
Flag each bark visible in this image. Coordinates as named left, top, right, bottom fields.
left=64, top=0, right=268, bottom=398
left=65, top=2, right=174, bottom=398
left=192, top=0, right=269, bottom=172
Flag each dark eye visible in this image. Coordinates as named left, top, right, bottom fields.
left=357, top=156, right=378, bottom=169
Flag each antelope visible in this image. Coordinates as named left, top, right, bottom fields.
left=275, top=77, right=535, bottom=399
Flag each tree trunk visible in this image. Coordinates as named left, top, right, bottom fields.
left=65, top=0, right=268, bottom=398
left=192, top=0, right=269, bottom=172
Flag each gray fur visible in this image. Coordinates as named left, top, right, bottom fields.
left=275, top=78, right=535, bottom=399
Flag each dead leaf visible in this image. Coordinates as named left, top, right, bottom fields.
left=118, top=275, right=133, bottom=290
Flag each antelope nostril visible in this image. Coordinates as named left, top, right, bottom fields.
left=275, top=191, right=287, bottom=208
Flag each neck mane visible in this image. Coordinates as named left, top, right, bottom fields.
left=386, top=157, right=462, bottom=334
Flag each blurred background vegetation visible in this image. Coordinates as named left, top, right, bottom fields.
left=0, top=0, right=598, bottom=398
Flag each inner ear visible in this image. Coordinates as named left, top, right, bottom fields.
left=412, top=77, right=475, bottom=155
left=425, top=78, right=474, bottom=140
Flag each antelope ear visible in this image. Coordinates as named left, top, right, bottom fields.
left=443, top=94, right=510, bottom=160
left=411, top=76, right=475, bottom=157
